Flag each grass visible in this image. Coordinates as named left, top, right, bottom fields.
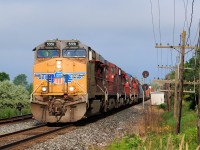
left=108, top=134, right=142, bottom=150
left=107, top=101, right=199, bottom=150
left=0, top=107, right=31, bottom=119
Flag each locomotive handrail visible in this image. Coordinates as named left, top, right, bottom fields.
left=30, top=81, right=44, bottom=102
left=97, top=84, right=105, bottom=93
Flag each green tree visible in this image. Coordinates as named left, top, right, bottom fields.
left=26, top=83, right=33, bottom=94
left=13, top=74, right=28, bottom=87
left=0, top=80, right=29, bottom=109
left=0, top=72, right=10, bottom=81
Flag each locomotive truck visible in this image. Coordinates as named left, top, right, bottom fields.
left=30, top=39, right=143, bottom=123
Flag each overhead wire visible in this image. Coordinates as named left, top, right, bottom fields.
left=149, top=0, right=157, bottom=45
left=191, top=25, right=199, bottom=67
left=195, top=20, right=200, bottom=67
left=192, top=24, right=199, bottom=46
left=184, top=0, right=195, bottom=66
left=182, top=0, right=189, bottom=31
left=157, top=0, right=162, bottom=44
left=187, top=0, right=195, bottom=45
left=157, top=0, right=163, bottom=78
left=172, top=0, right=176, bottom=67
left=181, top=0, right=189, bottom=64
left=149, top=1, right=198, bottom=80
left=149, top=0, right=159, bottom=78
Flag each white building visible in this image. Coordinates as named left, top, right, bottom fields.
left=150, top=92, right=165, bottom=105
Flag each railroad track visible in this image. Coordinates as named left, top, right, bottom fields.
left=0, top=108, right=124, bottom=149
left=0, top=114, right=33, bottom=126
left=0, top=102, right=147, bottom=149
left=0, top=123, right=75, bottom=150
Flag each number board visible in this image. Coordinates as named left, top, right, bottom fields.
left=45, top=42, right=56, bottom=47
left=67, top=42, right=78, bottom=47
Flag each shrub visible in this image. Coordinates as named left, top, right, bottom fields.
left=159, top=103, right=167, bottom=110
left=107, top=134, right=142, bottom=150
left=0, top=80, right=31, bottom=119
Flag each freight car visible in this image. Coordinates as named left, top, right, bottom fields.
left=30, top=39, right=144, bottom=123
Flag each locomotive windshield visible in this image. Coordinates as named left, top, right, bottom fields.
left=63, top=49, right=86, bottom=57
left=37, top=49, right=60, bottom=58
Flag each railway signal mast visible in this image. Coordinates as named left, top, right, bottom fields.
left=155, top=31, right=198, bottom=134
left=142, top=71, right=149, bottom=109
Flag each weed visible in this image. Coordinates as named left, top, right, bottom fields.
left=106, top=101, right=199, bottom=149
left=159, top=103, right=167, bottom=110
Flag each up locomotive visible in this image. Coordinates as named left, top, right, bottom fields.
left=31, top=39, right=143, bottom=123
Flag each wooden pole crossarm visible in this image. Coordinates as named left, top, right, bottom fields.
left=157, top=65, right=175, bottom=69
left=155, top=45, right=198, bottom=49
left=153, top=79, right=199, bottom=85
left=155, top=45, right=199, bottom=54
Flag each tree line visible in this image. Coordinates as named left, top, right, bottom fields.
left=169, top=54, right=200, bottom=110
left=0, top=72, right=32, bottom=109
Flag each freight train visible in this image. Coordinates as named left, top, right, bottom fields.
left=30, top=39, right=146, bottom=123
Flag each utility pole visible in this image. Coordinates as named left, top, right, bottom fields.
left=198, top=43, right=200, bottom=146
left=174, top=65, right=178, bottom=119
left=176, top=31, right=186, bottom=134
left=155, top=31, right=197, bottom=134
left=197, top=22, right=200, bottom=145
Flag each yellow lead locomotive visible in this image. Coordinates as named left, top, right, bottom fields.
left=31, top=39, right=142, bottom=123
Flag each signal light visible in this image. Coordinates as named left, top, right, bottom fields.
left=142, top=71, right=149, bottom=78
left=142, top=84, right=149, bottom=91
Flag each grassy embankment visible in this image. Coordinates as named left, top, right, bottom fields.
left=0, top=106, right=31, bottom=119
left=107, top=101, right=198, bottom=150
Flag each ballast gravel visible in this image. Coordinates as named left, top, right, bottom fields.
left=0, top=120, right=42, bottom=135
left=27, top=102, right=148, bottom=150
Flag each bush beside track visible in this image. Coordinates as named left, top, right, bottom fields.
left=0, top=80, right=31, bottom=119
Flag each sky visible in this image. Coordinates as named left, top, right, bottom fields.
left=0, top=0, right=200, bottom=83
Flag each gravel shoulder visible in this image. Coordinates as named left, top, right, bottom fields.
left=0, top=120, right=42, bottom=135
left=27, top=101, right=149, bottom=150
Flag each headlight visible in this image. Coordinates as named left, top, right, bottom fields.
left=56, top=60, right=62, bottom=69
left=69, top=86, right=75, bottom=92
left=42, top=86, right=47, bottom=92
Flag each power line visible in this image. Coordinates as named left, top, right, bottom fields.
left=157, top=0, right=163, bottom=78
left=173, top=0, right=176, bottom=45
left=192, top=24, right=199, bottom=46
left=187, top=0, right=195, bottom=44
left=157, top=0, right=162, bottom=44
left=182, top=0, right=189, bottom=30
left=149, top=0, right=160, bottom=78
left=172, top=0, right=176, bottom=66
left=149, top=0, right=157, bottom=44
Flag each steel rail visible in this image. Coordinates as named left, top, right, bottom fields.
left=0, top=124, right=72, bottom=150
left=0, top=124, right=46, bottom=138
left=0, top=114, right=32, bottom=125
